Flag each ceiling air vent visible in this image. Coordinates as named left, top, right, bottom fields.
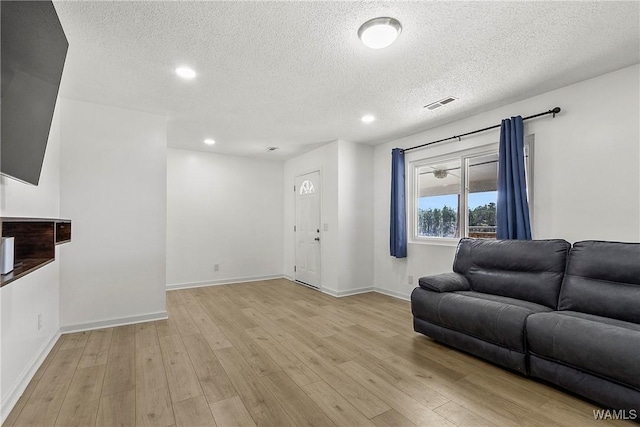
left=266, top=147, right=279, bottom=152
left=425, top=96, right=458, bottom=110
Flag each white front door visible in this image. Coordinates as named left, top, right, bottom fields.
left=295, top=171, right=321, bottom=289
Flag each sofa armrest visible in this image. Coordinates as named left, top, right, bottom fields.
left=418, top=272, right=470, bottom=293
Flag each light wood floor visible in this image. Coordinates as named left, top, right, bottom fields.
left=4, top=279, right=628, bottom=427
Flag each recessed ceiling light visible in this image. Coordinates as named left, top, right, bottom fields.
left=175, top=66, right=196, bottom=80
left=358, top=17, right=402, bottom=49
left=361, top=114, right=375, bottom=123
left=204, top=138, right=216, bottom=145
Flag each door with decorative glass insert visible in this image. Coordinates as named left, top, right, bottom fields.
left=295, top=171, right=321, bottom=289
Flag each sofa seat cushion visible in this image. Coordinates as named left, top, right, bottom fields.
left=411, top=288, right=552, bottom=352
left=527, top=311, right=640, bottom=391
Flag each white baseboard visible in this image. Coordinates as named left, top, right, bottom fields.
left=322, top=286, right=374, bottom=298
left=1, top=328, right=61, bottom=425
left=60, top=311, right=168, bottom=334
left=166, top=274, right=284, bottom=291
left=373, top=288, right=411, bottom=301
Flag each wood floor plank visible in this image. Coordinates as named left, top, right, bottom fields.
left=340, top=360, right=455, bottom=426
left=32, top=334, right=65, bottom=381
left=166, top=291, right=203, bottom=336
left=214, top=346, right=295, bottom=427
left=95, top=388, right=135, bottom=427
left=433, top=401, right=498, bottom=427
left=78, top=328, right=113, bottom=369
left=321, top=305, right=399, bottom=338
left=135, top=322, right=159, bottom=349
left=209, top=396, right=257, bottom=427
left=60, top=331, right=90, bottom=350
left=159, top=335, right=203, bottom=403
left=279, top=337, right=390, bottom=419
left=135, top=345, right=175, bottom=427
left=302, top=381, right=375, bottom=427
left=371, top=409, right=416, bottom=427
left=336, top=325, right=397, bottom=360
left=261, top=371, right=336, bottom=427
left=13, top=347, right=83, bottom=427
left=325, top=334, right=450, bottom=410
left=245, top=327, right=320, bottom=387
left=2, top=376, right=40, bottom=427
left=180, top=333, right=237, bottom=404
left=111, top=325, right=135, bottom=347
left=101, top=340, right=135, bottom=396
left=155, top=318, right=180, bottom=338
left=294, top=301, right=356, bottom=328
left=172, top=395, right=216, bottom=427
left=179, top=290, right=233, bottom=349
left=275, top=317, right=355, bottom=365
left=208, top=312, right=282, bottom=377
left=54, top=364, right=106, bottom=427
left=240, top=307, right=296, bottom=342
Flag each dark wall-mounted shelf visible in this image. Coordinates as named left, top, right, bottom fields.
left=1, top=217, right=71, bottom=287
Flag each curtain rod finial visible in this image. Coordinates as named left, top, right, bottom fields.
left=552, top=107, right=561, bottom=117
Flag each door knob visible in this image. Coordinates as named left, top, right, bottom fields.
left=314, top=237, right=320, bottom=241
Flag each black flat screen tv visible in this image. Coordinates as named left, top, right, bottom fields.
left=1, top=1, right=68, bottom=185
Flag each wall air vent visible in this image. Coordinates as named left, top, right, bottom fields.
left=424, top=96, right=458, bottom=110
left=266, top=147, right=279, bottom=151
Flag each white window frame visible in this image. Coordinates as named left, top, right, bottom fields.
left=408, top=136, right=534, bottom=246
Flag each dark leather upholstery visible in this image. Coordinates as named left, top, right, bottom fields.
left=530, top=355, right=640, bottom=412
left=412, top=287, right=551, bottom=352
left=453, top=238, right=571, bottom=308
left=558, top=241, right=640, bottom=324
left=418, top=272, right=470, bottom=293
left=527, top=311, right=640, bottom=391
left=414, top=317, right=527, bottom=373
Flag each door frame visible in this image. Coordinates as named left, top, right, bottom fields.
left=294, top=168, right=322, bottom=291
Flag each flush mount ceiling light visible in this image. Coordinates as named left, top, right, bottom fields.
left=175, top=66, right=196, bottom=80
left=361, top=114, right=375, bottom=123
left=204, top=138, right=216, bottom=145
left=358, top=17, right=402, bottom=49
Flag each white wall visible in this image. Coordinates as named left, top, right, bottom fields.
left=373, top=64, right=640, bottom=300
left=166, top=148, right=284, bottom=288
left=59, top=99, right=167, bottom=330
left=0, top=107, right=61, bottom=422
left=338, top=140, right=374, bottom=293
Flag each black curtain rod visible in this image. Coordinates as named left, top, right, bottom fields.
left=401, top=107, right=561, bottom=153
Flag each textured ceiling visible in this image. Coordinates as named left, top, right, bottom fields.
left=54, top=1, right=640, bottom=160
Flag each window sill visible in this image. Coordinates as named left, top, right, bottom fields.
left=409, top=238, right=459, bottom=247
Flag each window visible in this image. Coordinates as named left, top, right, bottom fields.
left=410, top=140, right=533, bottom=243
left=299, top=179, right=316, bottom=195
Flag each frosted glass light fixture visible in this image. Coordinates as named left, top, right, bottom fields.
left=175, top=66, right=196, bottom=80
left=358, top=17, right=402, bottom=49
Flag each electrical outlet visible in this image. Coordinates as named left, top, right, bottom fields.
left=408, top=275, right=414, bottom=285
left=214, top=264, right=220, bottom=272
left=37, top=314, right=42, bottom=330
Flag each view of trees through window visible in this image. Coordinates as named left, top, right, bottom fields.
left=417, top=191, right=497, bottom=238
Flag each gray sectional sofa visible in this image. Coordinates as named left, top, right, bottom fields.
left=411, top=238, right=640, bottom=412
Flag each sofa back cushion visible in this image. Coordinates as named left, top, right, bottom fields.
left=453, top=238, right=571, bottom=308
left=558, top=241, right=640, bottom=323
